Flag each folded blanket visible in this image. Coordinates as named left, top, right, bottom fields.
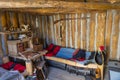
left=0, top=71, right=25, bottom=80
left=1, top=62, right=26, bottom=73
left=73, top=50, right=86, bottom=59
left=56, top=48, right=75, bottom=59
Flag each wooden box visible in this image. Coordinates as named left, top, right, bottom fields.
left=33, top=44, right=43, bottom=51
left=7, top=38, right=31, bottom=56
left=17, top=43, right=25, bottom=52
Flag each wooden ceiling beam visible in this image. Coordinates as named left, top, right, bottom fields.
left=0, top=1, right=120, bottom=9
left=0, top=8, right=106, bottom=15
left=0, top=1, right=119, bottom=14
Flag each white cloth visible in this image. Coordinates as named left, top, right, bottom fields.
left=0, top=67, right=25, bottom=80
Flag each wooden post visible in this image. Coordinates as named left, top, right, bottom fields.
left=36, top=61, right=48, bottom=80
left=98, top=65, right=104, bottom=80
left=1, top=34, right=8, bottom=56
left=0, top=12, right=8, bottom=56
left=0, top=12, right=3, bottom=56
left=26, top=60, right=33, bottom=75
left=97, top=54, right=104, bottom=80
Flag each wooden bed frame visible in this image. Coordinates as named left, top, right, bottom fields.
left=45, top=55, right=104, bottom=80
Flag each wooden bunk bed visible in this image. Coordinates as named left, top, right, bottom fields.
left=45, top=45, right=105, bottom=80
left=46, top=56, right=98, bottom=68
left=45, top=56, right=104, bottom=80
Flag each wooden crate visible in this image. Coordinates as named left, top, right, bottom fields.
left=7, top=38, right=32, bottom=56
left=33, top=44, right=43, bottom=51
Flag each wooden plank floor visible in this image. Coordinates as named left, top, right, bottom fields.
left=47, top=67, right=85, bottom=80
left=47, top=67, right=109, bottom=80
left=104, top=68, right=109, bottom=80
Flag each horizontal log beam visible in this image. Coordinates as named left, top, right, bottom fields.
left=0, top=1, right=119, bottom=9
left=0, top=8, right=105, bottom=15
left=0, top=1, right=119, bottom=14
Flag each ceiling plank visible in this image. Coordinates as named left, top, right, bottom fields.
left=0, top=1, right=119, bottom=14
left=0, top=1, right=119, bottom=9
left=0, top=8, right=106, bottom=15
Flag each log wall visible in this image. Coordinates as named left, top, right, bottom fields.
left=0, top=10, right=120, bottom=60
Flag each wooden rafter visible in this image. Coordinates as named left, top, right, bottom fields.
left=0, top=1, right=119, bottom=9
left=0, top=8, right=104, bottom=15
left=0, top=1, right=119, bottom=14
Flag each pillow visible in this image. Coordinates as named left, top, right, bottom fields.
left=56, top=48, right=75, bottom=59
left=52, top=46, right=61, bottom=55
left=46, top=43, right=54, bottom=51
left=45, top=46, right=61, bottom=56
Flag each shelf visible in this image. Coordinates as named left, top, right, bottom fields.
left=0, top=31, right=32, bottom=35
left=7, top=38, right=31, bottom=44
left=9, top=50, right=47, bottom=61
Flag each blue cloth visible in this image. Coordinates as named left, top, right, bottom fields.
left=56, top=48, right=75, bottom=59
left=85, top=51, right=91, bottom=60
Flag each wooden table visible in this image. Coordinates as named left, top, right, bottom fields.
left=9, top=50, right=47, bottom=75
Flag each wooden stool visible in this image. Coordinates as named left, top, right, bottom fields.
left=36, top=61, right=48, bottom=80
